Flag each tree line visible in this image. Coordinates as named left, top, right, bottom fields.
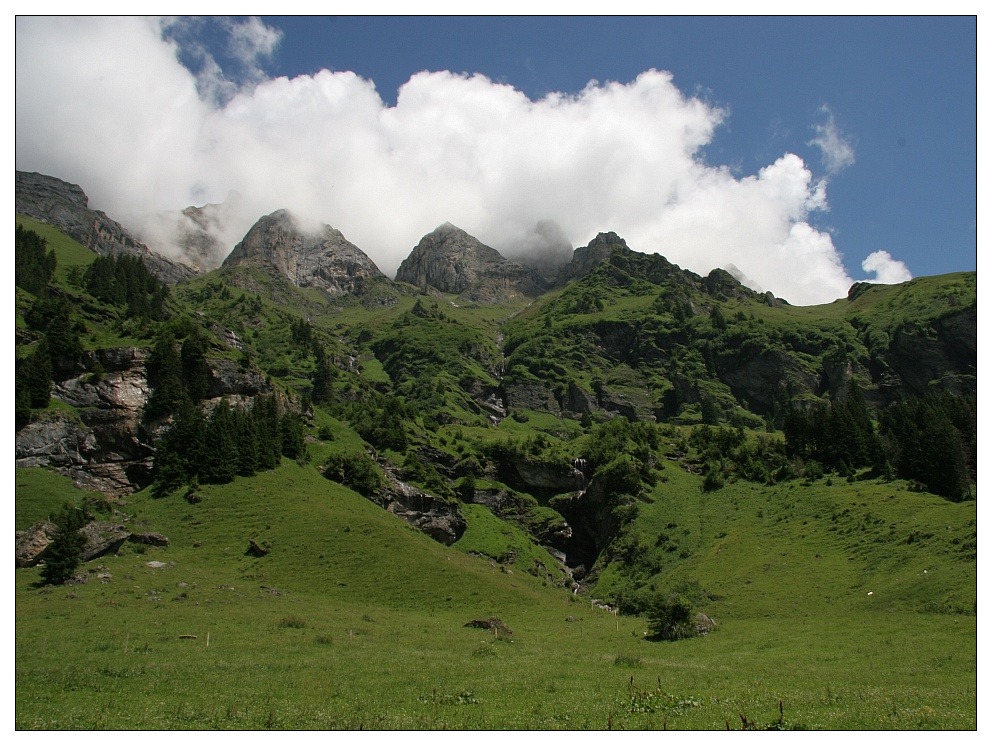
left=783, top=390, right=974, bottom=501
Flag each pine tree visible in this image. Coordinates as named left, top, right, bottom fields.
left=233, top=406, right=259, bottom=476
left=310, top=344, right=333, bottom=404
left=280, top=412, right=306, bottom=461
left=145, top=330, right=186, bottom=419
left=21, top=337, right=53, bottom=408
left=180, top=333, right=211, bottom=402
left=15, top=225, right=57, bottom=296
left=253, top=394, right=281, bottom=470
left=201, top=399, right=238, bottom=484
left=40, top=502, right=88, bottom=585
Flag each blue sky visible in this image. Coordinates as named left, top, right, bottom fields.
left=261, top=15, right=977, bottom=281
left=15, top=15, right=978, bottom=304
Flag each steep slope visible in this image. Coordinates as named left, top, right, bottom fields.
left=395, top=223, right=548, bottom=303
left=502, top=234, right=976, bottom=423
left=223, top=209, right=395, bottom=302
left=15, top=171, right=196, bottom=284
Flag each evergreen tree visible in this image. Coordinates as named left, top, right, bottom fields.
left=881, top=393, right=972, bottom=500
left=252, top=394, right=281, bottom=471
left=152, top=400, right=206, bottom=494
left=21, top=337, right=53, bottom=409
left=200, top=399, right=238, bottom=484
left=25, top=295, right=83, bottom=364
left=15, top=225, right=57, bottom=296
left=233, top=406, right=259, bottom=477
left=40, top=502, right=88, bottom=586
left=145, top=330, right=186, bottom=420
left=310, top=344, right=334, bottom=404
left=280, top=412, right=307, bottom=460
left=180, top=333, right=211, bottom=402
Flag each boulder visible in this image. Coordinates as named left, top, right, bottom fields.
left=15, top=521, right=57, bottom=567
left=129, top=532, right=170, bottom=547
left=79, top=521, right=130, bottom=561
left=464, top=617, right=513, bottom=636
left=245, top=539, right=270, bottom=557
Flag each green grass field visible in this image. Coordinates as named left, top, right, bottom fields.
left=15, top=459, right=976, bottom=730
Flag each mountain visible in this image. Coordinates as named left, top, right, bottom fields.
left=395, top=222, right=549, bottom=303
left=13, top=172, right=977, bottom=729
left=15, top=171, right=197, bottom=284
left=222, top=209, right=392, bottom=300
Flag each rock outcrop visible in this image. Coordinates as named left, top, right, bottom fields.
left=158, top=198, right=242, bottom=272
left=367, top=454, right=467, bottom=545
left=557, top=231, right=629, bottom=285
left=15, top=345, right=274, bottom=496
left=15, top=521, right=57, bottom=568
left=15, top=520, right=170, bottom=568
left=15, top=171, right=196, bottom=284
left=223, top=209, right=388, bottom=298
left=396, top=223, right=548, bottom=303
left=17, top=347, right=157, bottom=495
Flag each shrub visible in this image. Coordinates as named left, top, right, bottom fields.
left=646, top=594, right=698, bottom=641
left=323, top=451, right=383, bottom=496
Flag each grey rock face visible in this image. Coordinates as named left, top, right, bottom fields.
left=16, top=522, right=57, bottom=568
left=169, top=202, right=230, bottom=272
left=368, top=454, right=467, bottom=545
left=395, top=223, right=548, bottom=303
left=16, top=345, right=274, bottom=496
left=79, top=521, right=131, bottom=561
left=15, top=171, right=197, bottom=284
left=558, top=231, right=628, bottom=285
left=223, top=209, right=387, bottom=297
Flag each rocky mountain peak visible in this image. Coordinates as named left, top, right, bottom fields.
left=559, top=231, right=631, bottom=284
left=222, top=210, right=386, bottom=298
left=395, top=223, right=548, bottom=303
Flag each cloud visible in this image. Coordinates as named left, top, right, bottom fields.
left=159, top=17, right=282, bottom=104
left=861, top=250, right=913, bottom=284
left=226, top=16, right=282, bottom=70
left=14, top=17, right=904, bottom=305
left=808, top=106, right=856, bottom=175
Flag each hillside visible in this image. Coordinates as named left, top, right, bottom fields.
left=13, top=174, right=977, bottom=730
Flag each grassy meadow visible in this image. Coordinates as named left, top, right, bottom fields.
left=15, top=457, right=976, bottom=730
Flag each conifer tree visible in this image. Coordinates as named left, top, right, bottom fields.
left=180, top=333, right=211, bottom=402
left=40, top=502, right=88, bottom=586
left=201, top=399, right=238, bottom=484
left=233, top=406, right=259, bottom=476
left=21, top=337, right=53, bottom=409
left=145, top=330, right=186, bottom=420
left=15, top=225, right=57, bottom=296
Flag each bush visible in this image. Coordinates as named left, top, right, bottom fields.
left=323, top=451, right=383, bottom=496
left=646, top=594, right=697, bottom=641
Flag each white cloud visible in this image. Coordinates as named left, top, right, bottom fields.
left=861, top=250, right=913, bottom=284
left=226, top=16, right=282, bottom=70
left=14, top=16, right=898, bottom=305
left=809, top=106, right=856, bottom=175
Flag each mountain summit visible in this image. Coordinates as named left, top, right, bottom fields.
left=223, top=210, right=387, bottom=297
left=395, top=223, right=548, bottom=303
